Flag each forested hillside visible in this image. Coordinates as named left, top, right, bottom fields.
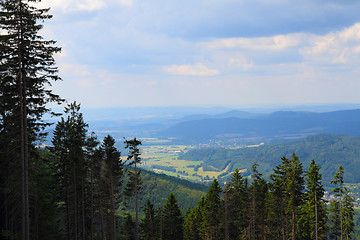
left=0, top=1, right=358, bottom=239
left=179, top=134, right=360, bottom=184
left=132, top=169, right=208, bottom=213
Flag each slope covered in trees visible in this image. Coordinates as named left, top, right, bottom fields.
left=179, top=134, right=360, bottom=184
left=139, top=169, right=208, bottom=212
left=138, top=159, right=357, bottom=240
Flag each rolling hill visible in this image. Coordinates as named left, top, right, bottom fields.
left=130, top=168, right=208, bottom=213
left=178, top=134, right=360, bottom=185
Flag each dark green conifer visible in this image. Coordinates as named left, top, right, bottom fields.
left=0, top=0, right=62, bottom=238
left=299, top=160, right=327, bottom=240
left=204, top=179, right=222, bottom=240
left=286, top=153, right=304, bottom=240
left=268, top=156, right=291, bottom=240
left=342, top=188, right=355, bottom=240
left=162, top=193, right=184, bottom=240
left=141, top=199, right=158, bottom=240
left=184, top=197, right=205, bottom=240
left=329, top=200, right=341, bottom=240
left=331, top=165, right=345, bottom=239
left=124, top=137, right=142, bottom=239
left=101, top=135, right=123, bottom=240
left=51, top=102, right=88, bottom=240
left=248, top=162, right=268, bottom=240
left=122, top=213, right=136, bottom=240
left=224, top=169, right=248, bottom=240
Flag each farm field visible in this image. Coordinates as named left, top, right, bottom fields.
left=140, top=143, right=235, bottom=182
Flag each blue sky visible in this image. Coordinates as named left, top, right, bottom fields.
left=38, top=0, right=360, bottom=107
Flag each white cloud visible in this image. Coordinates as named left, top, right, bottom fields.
left=203, top=34, right=303, bottom=51
left=76, top=0, right=106, bottom=11
left=165, top=63, right=220, bottom=76
left=228, top=56, right=254, bottom=71
left=115, top=0, right=134, bottom=7
left=35, top=0, right=106, bottom=13
left=301, top=23, right=360, bottom=65
left=59, top=63, right=117, bottom=88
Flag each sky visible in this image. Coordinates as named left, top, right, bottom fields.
left=36, top=0, right=360, bottom=108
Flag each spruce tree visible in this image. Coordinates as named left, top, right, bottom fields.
left=124, top=137, right=142, bottom=239
left=122, top=213, right=136, bottom=240
left=84, top=132, right=101, bottom=240
left=101, top=135, right=123, bottom=240
left=140, top=199, right=158, bottom=240
left=204, top=179, right=222, bottom=240
left=286, top=153, right=304, bottom=240
left=269, top=156, right=291, bottom=240
left=331, top=166, right=355, bottom=240
left=162, top=193, right=184, bottom=240
left=300, top=160, right=327, bottom=240
left=184, top=196, right=205, bottom=240
left=0, top=0, right=62, bottom=238
left=341, top=188, right=355, bottom=240
left=329, top=200, right=341, bottom=240
left=331, top=165, right=345, bottom=239
left=248, top=162, right=268, bottom=240
left=51, top=102, right=88, bottom=240
left=224, top=168, right=248, bottom=240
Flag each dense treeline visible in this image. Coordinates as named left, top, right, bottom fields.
left=0, top=1, right=357, bottom=239
left=138, top=156, right=356, bottom=240
left=0, top=0, right=63, bottom=239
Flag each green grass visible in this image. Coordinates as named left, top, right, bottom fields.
left=141, top=144, right=236, bottom=182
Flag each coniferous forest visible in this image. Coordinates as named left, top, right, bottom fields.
left=0, top=0, right=358, bottom=240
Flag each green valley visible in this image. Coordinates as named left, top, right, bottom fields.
left=140, top=135, right=360, bottom=186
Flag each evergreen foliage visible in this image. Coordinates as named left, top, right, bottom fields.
left=140, top=199, right=158, bottom=240
left=162, top=193, right=184, bottom=240
left=1, top=1, right=357, bottom=240
left=300, top=159, right=327, bottom=240
left=224, top=168, right=248, bottom=239
left=0, top=0, right=62, bottom=238
left=124, top=137, right=142, bottom=240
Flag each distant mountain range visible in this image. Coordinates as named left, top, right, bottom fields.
left=159, top=109, right=360, bottom=144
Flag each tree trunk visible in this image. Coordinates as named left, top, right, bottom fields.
left=135, top=162, right=139, bottom=240
left=340, top=181, right=343, bottom=240
left=100, top=194, right=104, bottom=240
left=292, top=210, right=295, bottom=240
left=73, top=161, right=78, bottom=240
left=81, top=178, right=85, bottom=240
left=16, top=1, right=29, bottom=239
left=224, top=189, right=229, bottom=240
left=110, top=172, right=116, bottom=240
left=315, top=190, right=318, bottom=240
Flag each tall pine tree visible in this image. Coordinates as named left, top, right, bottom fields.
left=224, top=169, right=248, bottom=240
left=51, top=102, right=88, bottom=240
left=203, top=179, right=222, bottom=240
left=124, top=137, right=142, bottom=240
left=162, top=193, right=184, bottom=240
left=101, top=135, right=123, bottom=240
left=299, top=160, right=327, bottom=240
left=331, top=165, right=345, bottom=239
left=0, top=0, right=62, bottom=238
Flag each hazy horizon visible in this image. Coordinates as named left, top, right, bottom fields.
left=36, top=0, right=360, bottom=108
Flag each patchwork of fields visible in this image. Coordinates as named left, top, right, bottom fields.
left=141, top=145, right=205, bottom=182
left=139, top=138, right=243, bottom=182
